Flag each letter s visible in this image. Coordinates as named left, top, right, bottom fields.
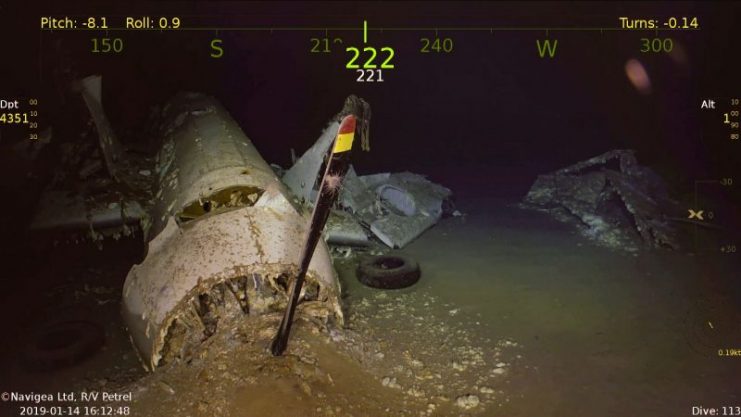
left=210, top=39, right=223, bottom=58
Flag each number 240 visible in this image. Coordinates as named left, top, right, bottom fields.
left=346, top=47, right=394, bottom=69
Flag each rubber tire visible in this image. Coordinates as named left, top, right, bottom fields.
left=356, top=254, right=421, bottom=289
left=23, top=320, right=105, bottom=371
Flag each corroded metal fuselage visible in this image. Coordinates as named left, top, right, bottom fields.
left=122, top=93, right=342, bottom=370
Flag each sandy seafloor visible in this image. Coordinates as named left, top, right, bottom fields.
left=1, top=195, right=739, bottom=417
left=385, top=196, right=741, bottom=416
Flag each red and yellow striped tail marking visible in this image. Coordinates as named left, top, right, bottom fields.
left=333, top=115, right=356, bottom=153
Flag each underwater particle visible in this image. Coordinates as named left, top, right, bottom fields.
left=455, top=394, right=480, bottom=409
left=668, top=40, right=688, bottom=66
left=625, top=58, right=652, bottom=95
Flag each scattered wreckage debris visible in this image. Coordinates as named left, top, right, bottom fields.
left=333, top=169, right=453, bottom=249
left=28, top=79, right=447, bottom=251
left=29, top=74, right=450, bottom=370
left=281, top=95, right=451, bottom=250
left=30, top=191, right=145, bottom=232
left=355, top=172, right=453, bottom=248
left=29, top=75, right=154, bottom=247
left=325, top=209, right=370, bottom=247
left=78, top=76, right=155, bottom=189
left=285, top=149, right=453, bottom=249
left=123, top=92, right=345, bottom=370
left=78, top=75, right=124, bottom=181
left=521, top=149, right=681, bottom=250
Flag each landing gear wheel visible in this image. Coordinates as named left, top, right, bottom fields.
left=23, top=320, right=105, bottom=371
left=356, top=254, right=421, bottom=289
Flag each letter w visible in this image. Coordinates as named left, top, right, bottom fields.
left=536, top=39, right=558, bottom=58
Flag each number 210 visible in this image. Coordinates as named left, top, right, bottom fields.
left=346, top=47, right=394, bottom=69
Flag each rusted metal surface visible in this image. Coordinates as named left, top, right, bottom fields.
left=146, top=92, right=278, bottom=240
left=335, top=170, right=452, bottom=249
left=122, top=93, right=343, bottom=370
left=364, top=172, right=452, bottom=248
left=522, top=149, right=680, bottom=250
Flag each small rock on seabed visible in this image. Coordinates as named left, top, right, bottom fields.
left=455, top=394, right=480, bottom=409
